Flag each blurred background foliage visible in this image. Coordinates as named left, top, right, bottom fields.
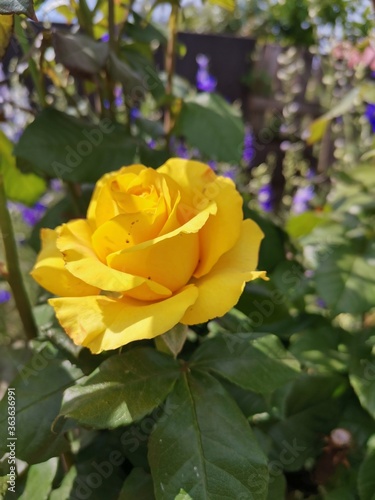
left=1, top=0, right=375, bottom=498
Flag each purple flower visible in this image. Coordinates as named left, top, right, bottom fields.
left=292, top=185, right=314, bottom=214
left=114, top=86, right=123, bottom=107
left=50, top=179, right=62, bottom=191
left=196, top=54, right=217, bottom=93
left=0, top=290, right=11, bottom=303
left=101, top=33, right=109, bottom=42
left=174, top=141, right=189, bottom=159
left=258, top=184, right=273, bottom=212
left=9, top=201, right=47, bottom=226
left=223, top=169, right=236, bottom=181
left=242, top=128, right=254, bottom=163
left=130, top=108, right=141, bottom=122
left=316, top=298, right=326, bottom=308
left=196, top=54, right=209, bottom=68
left=365, top=103, right=375, bottom=132
left=207, top=160, right=217, bottom=171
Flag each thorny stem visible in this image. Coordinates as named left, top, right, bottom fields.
left=0, top=175, right=38, bottom=341
left=164, top=3, right=179, bottom=149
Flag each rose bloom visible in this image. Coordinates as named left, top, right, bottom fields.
left=31, top=159, right=266, bottom=353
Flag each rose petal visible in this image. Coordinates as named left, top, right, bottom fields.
left=158, top=158, right=243, bottom=277
left=49, top=285, right=198, bottom=353
left=181, top=219, right=266, bottom=324
left=107, top=200, right=216, bottom=291
left=31, top=228, right=99, bottom=297
left=87, top=165, right=146, bottom=227
left=91, top=206, right=167, bottom=261
left=58, top=219, right=171, bottom=299
left=109, top=231, right=200, bottom=292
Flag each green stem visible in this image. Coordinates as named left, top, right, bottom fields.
left=164, top=3, right=179, bottom=149
left=14, top=17, right=45, bottom=107
left=116, top=0, right=134, bottom=51
left=106, top=0, right=116, bottom=120
left=77, top=0, right=94, bottom=37
left=0, top=175, right=38, bottom=341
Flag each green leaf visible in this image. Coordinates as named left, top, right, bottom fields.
left=52, top=31, right=109, bottom=76
left=49, top=465, right=77, bottom=500
left=0, top=130, right=46, bottom=205
left=359, top=81, right=375, bottom=103
left=148, top=371, right=269, bottom=499
left=0, top=0, right=36, bottom=19
left=158, top=324, right=188, bottom=358
left=270, top=260, right=308, bottom=307
left=349, top=331, right=375, bottom=419
left=175, top=490, right=193, bottom=500
left=59, top=348, right=180, bottom=429
left=358, top=452, right=375, bottom=500
left=124, top=12, right=167, bottom=44
left=14, top=108, right=137, bottom=182
left=0, top=14, right=13, bottom=60
left=0, top=344, right=83, bottom=464
left=290, top=323, right=350, bottom=374
left=19, top=458, right=58, bottom=500
left=135, top=117, right=165, bottom=139
left=121, top=48, right=165, bottom=101
left=315, top=240, right=375, bottom=315
left=286, top=211, right=327, bottom=239
left=108, top=52, right=144, bottom=98
left=190, top=333, right=300, bottom=394
left=139, top=144, right=169, bottom=168
left=68, top=431, right=126, bottom=500
left=266, top=474, right=286, bottom=500
left=118, top=468, right=155, bottom=500
left=208, top=0, right=235, bottom=11
left=175, top=92, right=244, bottom=163
left=264, top=374, right=347, bottom=471
left=244, top=208, right=286, bottom=273
left=306, top=87, right=359, bottom=144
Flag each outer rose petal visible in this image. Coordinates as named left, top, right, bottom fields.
left=49, top=285, right=199, bottom=353
left=58, top=219, right=171, bottom=299
left=158, top=158, right=243, bottom=277
left=107, top=199, right=216, bottom=291
left=31, top=228, right=99, bottom=297
left=181, top=219, right=267, bottom=325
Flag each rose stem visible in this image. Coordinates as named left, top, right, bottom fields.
left=0, top=175, right=38, bottom=340
left=164, top=3, right=179, bottom=150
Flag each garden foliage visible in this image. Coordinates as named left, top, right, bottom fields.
left=0, top=1, right=375, bottom=499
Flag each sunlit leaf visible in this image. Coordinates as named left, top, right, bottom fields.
left=149, top=371, right=269, bottom=499
left=0, top=130, right=46, bottom=205
left=60, top=348, right=180, bottom=429
left=207, top=0, right=235, bottom=11
left=0, top=14, right=13, bottom=60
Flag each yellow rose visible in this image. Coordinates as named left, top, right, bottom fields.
left=31, top=159, right=266, bottom=353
